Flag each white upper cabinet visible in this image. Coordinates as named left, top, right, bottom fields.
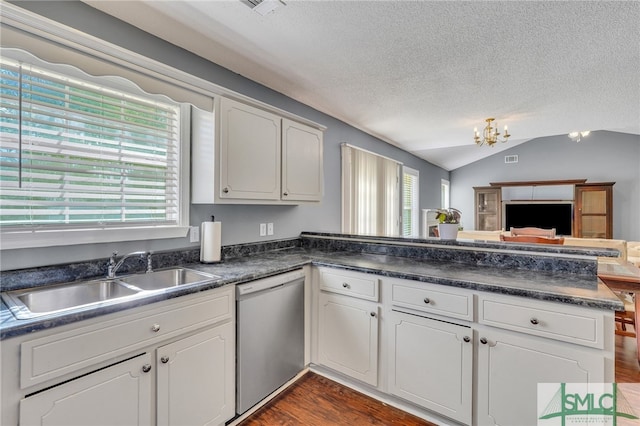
left=282, top=119, right=323, bottom=202
left=192, top=97, right=324, bottom=204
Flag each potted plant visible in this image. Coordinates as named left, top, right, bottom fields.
left=435, top=208, right=462, bottom=240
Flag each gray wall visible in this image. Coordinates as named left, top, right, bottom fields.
left=450, top=131, right=640, bottom=240
left=2, top=1, right=448, bottom=270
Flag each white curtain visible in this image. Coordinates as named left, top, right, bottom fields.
left=342, top=144, right=400, bottom=236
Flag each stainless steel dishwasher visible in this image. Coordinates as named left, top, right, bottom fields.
left=236, top=269, right=305, bottom=415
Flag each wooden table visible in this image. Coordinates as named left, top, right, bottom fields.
left=598, top=259, right=640, bottom=363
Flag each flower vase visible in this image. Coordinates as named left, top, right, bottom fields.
left=438, top=223, right=459, bottom=240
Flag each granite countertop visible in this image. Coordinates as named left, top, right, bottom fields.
left=0, top=247, right=624, bottom=340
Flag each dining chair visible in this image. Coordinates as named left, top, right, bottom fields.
left=500, top=235, right=565, bottom=245
left=510, top=227, right=556, bottom=238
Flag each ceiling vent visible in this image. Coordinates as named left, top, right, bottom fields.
left=241, top=0, right=286, bottom=16
left=504, top=155, right=518, bottom=164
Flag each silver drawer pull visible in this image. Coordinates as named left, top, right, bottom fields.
left=530, top=318, right=539, bottom=325
left=463, top=336, right=471, bottom=343
left=161, top=356, right=170, bottom=364
left=342, top=282, right=350, bottom=289
left=151, top=323, right=161, bottom=332
left=370, top=312, right=376, bottom=317
left=142, top=364, right=152, bottom=373
left=480, top=337, right=488, bottom=345
left=423, top=297, right=431, bottom=304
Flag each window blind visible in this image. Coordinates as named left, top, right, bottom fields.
left=402, top=167, right=419, bottom=237
left=341, top=144, right=400, bottom=237
left=0, top=56, right=181, bottom=229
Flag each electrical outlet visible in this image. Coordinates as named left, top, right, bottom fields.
left=189, top=226, right=200, bottom=243
left=259, top=223, right=267, bottom=236
left=267, top=222, right=274, bottom=235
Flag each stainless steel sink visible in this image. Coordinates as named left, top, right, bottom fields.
left=2, top=279, right=140, bottom=319
left=119, top=268, right=219, bottom=291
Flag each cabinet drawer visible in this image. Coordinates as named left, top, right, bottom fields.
left=478, top=294, right=604, bottom=348
left=21, top=287, right=233, bottom=389
left=319, top=269, right=379, bottom=301
left=390, top=281, right=473, bottom=321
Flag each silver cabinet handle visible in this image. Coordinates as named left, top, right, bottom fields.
left=480, top=337, right=488, bottom=345
left=530, top=318, right=539, bottom=325
left=342, top=282, right=350, bottom=289
left=370, top=312, right=376, bottom=317
left=142, top=364, right=152, bottom=373
left=151, top=324, right=160, bottom=332
left=463, top=336, right=471, bottom=343
left=283, top=192, right=288, bottom=196
left=160, top=356, right=169, bottom=364
left=423, top=297, right=430, bottom=304
left=222, top=187, right=229, bottom=193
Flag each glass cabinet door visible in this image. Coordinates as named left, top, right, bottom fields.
left=575, top=184, right=613, bottom=238
left=474, top=187, right=502, bottom=231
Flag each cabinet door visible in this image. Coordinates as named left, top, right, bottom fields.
left=157, top=322, right=235, bottom=426
left=474, top=186, right=502, bottom=231
left=476, top=327, right=605, bottom=426
left=388, top=310, right=472, bottom=425
left=574, top=184, right=613, bottom=238
left=20, top=353, right=152, bottom=426
left=282, top=119, right=323, bottom=202
left=219, top=97, right=281, bottom=200
left=318, top=292, right=379, bottom=386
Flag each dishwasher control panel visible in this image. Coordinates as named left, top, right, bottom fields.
left=236, top=269, right=306, bottom=296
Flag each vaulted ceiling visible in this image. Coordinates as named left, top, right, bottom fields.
left=83, top=0, right=640, bottom=170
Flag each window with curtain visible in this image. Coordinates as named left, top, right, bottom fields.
left=0, top=56, right=181, bottom=230
left=402, top=167, right=419, bottom=237
left=341, top=144, right=400, bottom=237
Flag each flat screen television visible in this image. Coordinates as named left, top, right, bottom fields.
left=504, top=203, right=573, bottom=236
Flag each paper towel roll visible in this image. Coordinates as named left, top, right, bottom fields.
left=200, top=221, right=221, bottom=263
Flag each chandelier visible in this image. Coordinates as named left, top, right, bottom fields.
left=473, top=118, right=511, bottom=147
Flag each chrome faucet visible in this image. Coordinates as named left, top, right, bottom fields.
left=107, top=251, right=153, bottom=279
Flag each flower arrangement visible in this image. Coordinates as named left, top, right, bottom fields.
left=434, top=208, right=462, bottom=224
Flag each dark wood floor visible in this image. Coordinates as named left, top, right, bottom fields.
left=239, top=334, right=639, bottom=426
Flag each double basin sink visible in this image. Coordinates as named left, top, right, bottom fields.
left=2, top=268, right=220, bottom=320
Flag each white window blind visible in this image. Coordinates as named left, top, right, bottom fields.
left=341, top=144, right=400, bottom=237
left=0, top=56, right=181, bottom=230
left=402, top=167, right=419, bottom=237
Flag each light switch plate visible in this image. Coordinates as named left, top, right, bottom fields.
left=189, top=226, right=200, bottom=243
left=259, top=223, right=267, bottom=236
left=267, top=223, right=274, bottom=235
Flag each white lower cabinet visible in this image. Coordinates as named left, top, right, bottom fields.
left=476, top=326, right=605, bottom=426
left=388, top=310, right=473, bottom=425
left=157, top=322, right=235, bottom=426
left=318, top=292, right=379, bottom=386
left=20, top=353, right=153, bottom=426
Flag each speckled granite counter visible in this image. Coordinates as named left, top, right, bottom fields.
left=0, top=238, right=624, bottom=340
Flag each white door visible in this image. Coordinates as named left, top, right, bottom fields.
left=156, top=323, right=235, bottom=426
left=388, top=310, right=472, bottom=425
left=318, top=292, right=379, bottom=386
left=20, top=353, right=152, bottom=426
left=219, top=97, right=281, bottom=200
left=281, top=119, right=323, bottom=202
left=476, top=327, right=605, bottom=426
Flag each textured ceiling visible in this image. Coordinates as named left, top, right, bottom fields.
left=83, top=0, right=640, bottom=170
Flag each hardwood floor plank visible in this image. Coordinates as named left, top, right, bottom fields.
left=238, top=372, right=436, bottom=426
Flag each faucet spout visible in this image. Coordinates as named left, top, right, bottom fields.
left=107, top=251, right=148, bottom=279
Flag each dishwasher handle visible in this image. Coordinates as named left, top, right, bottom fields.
left=236, top=269, right=305, bottom=297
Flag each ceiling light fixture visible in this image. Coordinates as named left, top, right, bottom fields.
left=568, top=131, right=590, bottom=142
left=474, top=117, right=511, bottom=147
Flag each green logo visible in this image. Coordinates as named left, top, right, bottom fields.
left=539, top=383, right=638, bottom=425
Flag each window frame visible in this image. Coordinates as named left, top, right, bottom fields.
left=402, top=166, right=420, bottom=238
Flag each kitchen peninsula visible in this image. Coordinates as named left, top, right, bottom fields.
left=0, top=233, right=624, bottom=426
